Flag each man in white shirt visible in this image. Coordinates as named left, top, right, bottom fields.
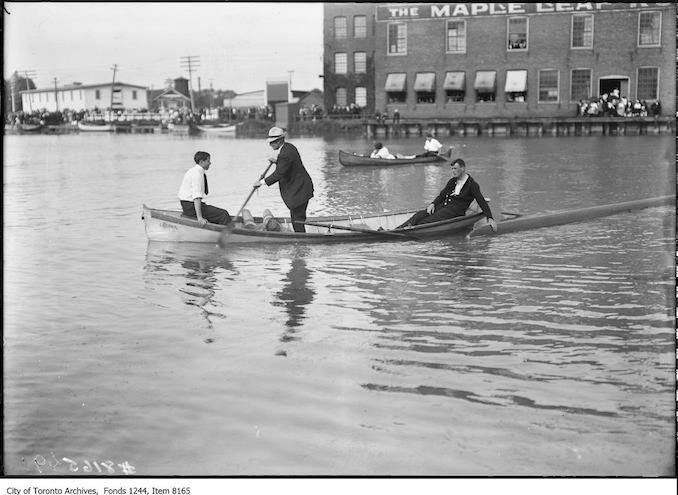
left=178, top=151, right=231, bottom=226
left=370, top=142, right=395, bottom=159
left=418, top=132, right=443, bottom=157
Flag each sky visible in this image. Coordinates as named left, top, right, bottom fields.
left=3, top=2, right=325, bottom=93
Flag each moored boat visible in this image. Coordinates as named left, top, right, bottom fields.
left=193, top=123, right=237, bottom=134
left=338, top=148, right=452, bottom=167
left=141, top=204, right=484, bottom=244
left=18, top=123, right=43, bottom=133
left=78, top=121, right=114, bottom=132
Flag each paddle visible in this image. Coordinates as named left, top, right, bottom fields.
left=235, top=162, right=274, bottom=219
left=296, top=220, right=419, bottom=240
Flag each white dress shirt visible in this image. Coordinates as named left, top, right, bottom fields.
left=424, top=137, right=443, bottom=153
left=178, top=165, right=207, bottom=201
left=370, top=147, right=395, bottom=159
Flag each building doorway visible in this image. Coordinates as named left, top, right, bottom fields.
left=599, top=76, right=629, bottom=98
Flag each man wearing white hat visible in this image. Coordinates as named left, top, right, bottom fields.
left=254, top=127, right=314, bottom=232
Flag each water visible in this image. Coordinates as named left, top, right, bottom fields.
left=3, top=132, right=675, bottom=476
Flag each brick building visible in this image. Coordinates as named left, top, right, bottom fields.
left=323, top=2, right=676, bottom=119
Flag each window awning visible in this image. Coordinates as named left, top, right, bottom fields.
left=444, top=72, right=466, bottom=91
left=385, top=73, right=407, bottom=92
left=505, top=70, right=527, bottom=92
left=474, top=71, right=496, bottom=92
left=414, top=73, right=436, bottom=92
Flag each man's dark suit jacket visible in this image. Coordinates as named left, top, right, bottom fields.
left=264, top=142, right=314, bottom=209
left=432, top=174, right=494, bottom=219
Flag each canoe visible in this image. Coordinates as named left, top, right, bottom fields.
left=78, top=122, right=114, bottom=132
left=193, top=123, right=237, bottom=134
left=339, top=148, right=452, bottom=167
left=141, top=204, right=484, bottom=244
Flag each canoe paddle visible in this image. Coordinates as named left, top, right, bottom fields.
left=296, top=220, right=419, bottom=240
left=235, top=162, right=274, bottom=219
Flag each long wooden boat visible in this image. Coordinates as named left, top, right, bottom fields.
left=78, top=122, right=114, bottom=132
left=18, top=123, right=43, bottom=133
left=339, top=148, right=452, bottom=167
left=193, top=123, right=237, bottom=134
left=142, top=204, right=484, bottom=244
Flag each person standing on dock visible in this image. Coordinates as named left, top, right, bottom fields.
left=396, top=158, right=497, bottom=232
left=178, top=151, right=232, bottom=226
left=253, top=127, right=314, bottom=232
left=417, top=132, right=443, bottom=157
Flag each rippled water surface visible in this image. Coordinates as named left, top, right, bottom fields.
left=3, top=133, right=675, bottom=476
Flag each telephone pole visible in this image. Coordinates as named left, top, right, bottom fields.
left=21, top=70, right=37, bottom=112
left=287, top=70, right=294, bottom=102
left=179, top=55, right=200, bottom=112
left=53, top=77, right=59, bottom=112
left=110, top=64, right=118, bottom=121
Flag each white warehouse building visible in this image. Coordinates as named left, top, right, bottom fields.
left=20, top=82, right=149, bottom=112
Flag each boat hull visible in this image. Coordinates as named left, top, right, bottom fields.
left=78, top=122, right=114, bottom=132
left=142, top=204, right=483, bottom=244
left=339, top=148, right=452, bottom=167
left=194, top=124, right=236, bottom=134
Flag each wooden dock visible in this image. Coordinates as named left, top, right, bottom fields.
left=365, top=117, right=675, bottom=138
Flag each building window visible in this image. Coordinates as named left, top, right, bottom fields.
left=334, top=53, right=347, bottom=74
left=132, top=90, right=137, bottom=100
left=79, top=90, right=82, bottom=99
left=414, top=73, right=436, bottom=104
left=444, top=72, right=465, bottom=102
left=335, top=87, right=347, bottom=107
left=571, top=14, right=593, bottom=48
left=61, top=92, right=65, bottom=101
left=570, top=69, right=591, bottom=101
left=95, top=89, right=101, bottom=99
left=354, top=15, right=367, bottom=38
left=505, top=70, right=527, bottom=102
left=474, top=71, right=496, bottom=102
left=354, top=52, right=367, bottom=73
left=538, top=69, right=559, bottom=103
left=334, top=17, right=347, bottom=40
left=638, top=11, right=661, bottom=46
left=538, top=69, right=560, bottom=103
left=38, top=93, right=42, bottom=102
left=355, top=87, right=367, bottom=107
left=387, top=23, right=407, bottom=55
left=507, top=17, right=528, bottom=51
left=637, top=67, right=659, bottom=100
left=70, top=90, right=74, bottom=101
left=385, top=73, right=407, bottom=103
left=446, top=20, right=466, bottom=53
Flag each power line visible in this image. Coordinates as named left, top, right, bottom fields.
left=179, top=55, right=200, bottom=112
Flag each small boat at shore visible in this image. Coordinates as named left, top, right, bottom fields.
left=142, top=204, right=483, bottom=244
left=18, top=123, right=43, bottom=133
left=193, top=123, right=237, bottom=134
left=339, top=148, right=452, bottom=167
left=78, top=122, right=114, bottom=132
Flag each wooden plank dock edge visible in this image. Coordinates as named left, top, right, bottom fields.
left=469, top=195, right=675, bottom=237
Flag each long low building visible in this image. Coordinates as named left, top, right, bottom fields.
left=20, top=82, right=149, bottom=112
left=323, top=2, right=676, bottom=119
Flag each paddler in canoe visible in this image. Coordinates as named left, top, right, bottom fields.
left=396, top=158, right=497, bottom=231
left=416, top=132, right=443, bottom=157
left=253, top=127, right=315, bottom=232
left=178, top=151, right=232, bottom=226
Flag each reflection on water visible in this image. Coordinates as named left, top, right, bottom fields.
left=273, top=246, right=316, bottom=343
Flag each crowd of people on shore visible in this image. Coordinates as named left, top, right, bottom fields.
left=576, top=89, right=661, bottom=118
left=326, top=103, right=363, bottom=118
left=298, top=104, right=323, bottom=121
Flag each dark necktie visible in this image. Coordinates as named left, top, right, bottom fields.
left=204, top=174, right=209, bottom=195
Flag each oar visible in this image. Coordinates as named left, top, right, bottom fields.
left=235, top=162, right=274, bottom=219
left=296, top=220, right=419, bottom=240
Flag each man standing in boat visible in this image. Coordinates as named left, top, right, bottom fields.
left=253, top=127, right=314, bottom=232
left=397, top=158, right=497, bottom=231
left=178, top=151, right=232, bottom=226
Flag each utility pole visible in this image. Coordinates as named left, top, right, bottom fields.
left=179, top=55, right=200, bottom=113
left=110, top=64, right=118, bottom=121
left=21, top=70, right=37, bottom=112
left=53, top=77, right=59, bottom=112
left=9, top=78, right=16, bottom=112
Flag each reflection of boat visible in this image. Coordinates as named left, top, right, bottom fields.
left=141, top=204, right=483, bottom=244
left=78, top=122, right=114, bottom=132
left=338, top=148, right=452, bottom=167
left=193, top=123, right=237, bottom=134
left=18, top=123, right=43, bottom=133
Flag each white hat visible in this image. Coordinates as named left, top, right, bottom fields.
left=266, top=126, right=286, bottom=143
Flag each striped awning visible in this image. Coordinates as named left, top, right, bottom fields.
left=385, top=73, right=407, bottom=92
left=474, top=71, right=496, bottom=92
left=443, top=72, right=466, bottom=90
left=505, top=70, right=528, bottom=92
left=414, top=73, right=436, bottom=92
